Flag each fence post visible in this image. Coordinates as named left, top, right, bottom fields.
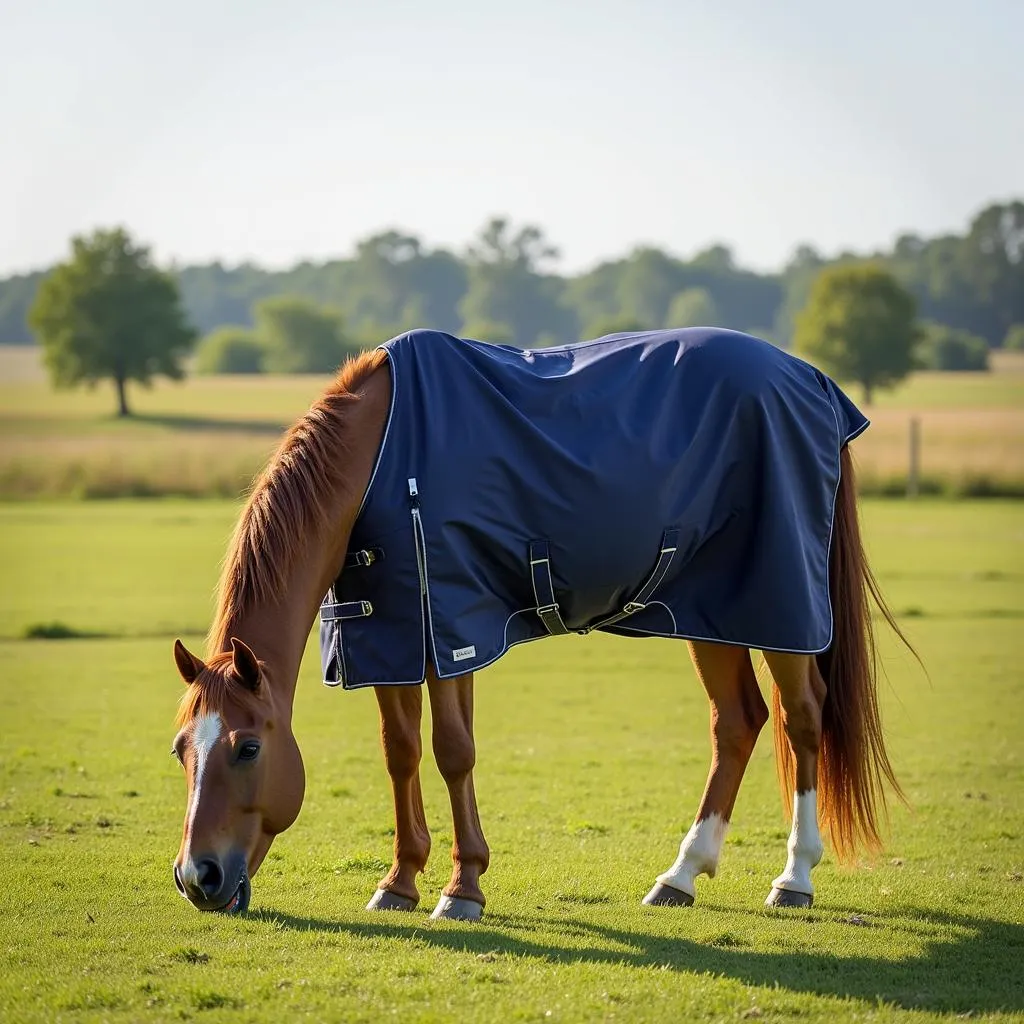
left=907, top=416, right=920, bottom=498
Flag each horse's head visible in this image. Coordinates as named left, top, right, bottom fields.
left=170, top=637, right=304, bottom=913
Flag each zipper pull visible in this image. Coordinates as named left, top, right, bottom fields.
left=408, top=477, right=420, bottom=509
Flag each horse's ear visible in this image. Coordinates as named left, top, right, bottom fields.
left=230, top=637, right=261, bottom=692
left=173, top=639, right=205, bottom=685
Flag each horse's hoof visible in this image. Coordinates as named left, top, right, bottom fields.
left=430, top=895, right=484, bottom=921
left=765, top=886, right=813, bottom=909
left=366, top=888, right=418, bottom=912
left=642, top=881, right=695, bottom=907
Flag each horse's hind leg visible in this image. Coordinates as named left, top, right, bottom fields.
left=762, top=650, right=826, bottom=908
left=645, top=641, right=768, bottom=907
left=426, top=669, right=489, bottom=921
left=368, top=685, right=431, bottom=912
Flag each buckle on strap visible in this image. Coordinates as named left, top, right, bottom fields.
left=528, top=539, right=570, bottom=636
left=344, top=546, right=383, bottom=569
left=320, top=599, right=374, bottom=622
left=578, top=528, right=680, bottom=634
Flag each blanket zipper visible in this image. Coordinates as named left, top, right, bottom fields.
left=408, top=478, right=427, bottom=597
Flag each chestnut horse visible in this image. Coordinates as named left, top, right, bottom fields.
left=170, top=332, right=907, bottom=920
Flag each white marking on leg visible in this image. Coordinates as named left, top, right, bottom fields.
left=184, top=711, right=222, bottom=851
left=772, top=789, right=824, bottom=895
left=656, top=812, right=729, bottom=899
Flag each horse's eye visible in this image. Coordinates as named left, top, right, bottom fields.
left=237, top=741, right=261, bottom=762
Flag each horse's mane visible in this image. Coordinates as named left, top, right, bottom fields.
left=205, top=348, right=388, bottom=655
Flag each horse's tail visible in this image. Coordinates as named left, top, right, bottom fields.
left=772, top=445, right=911, bottom=862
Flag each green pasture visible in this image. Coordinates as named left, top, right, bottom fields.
left=1, top=499, right=1022, bottom=1022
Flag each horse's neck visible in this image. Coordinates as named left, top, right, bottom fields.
left=214, top=361, right=391, bottom=712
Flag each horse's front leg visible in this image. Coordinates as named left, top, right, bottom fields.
left=762, top=651, right=826, bottom=908
left=645, top=642, right=768, bottom=907
left=367, top=684, right=431, bottom=911
left=426, top=668, right=489, bottom=921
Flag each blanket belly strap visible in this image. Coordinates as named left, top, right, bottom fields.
left=321, top=600, right=374, bottom=621
left=344, top=546, right=384, bottom=569
left=579, top=528, right=681, bottom=634
left=528, top=539, right=570, bottom=636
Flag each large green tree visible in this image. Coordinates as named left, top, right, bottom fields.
left=29, top=228, right=195, bottom=416
left=794, top=263, right=918, bottom=404
left=254, top=295, right=353, bottom=373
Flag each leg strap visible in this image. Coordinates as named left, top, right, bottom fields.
left=580, top=528, right=680, bottom=634
left=529, top=539, right=570, bottom=635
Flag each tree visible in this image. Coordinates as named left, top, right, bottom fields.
left=960, top=202, right=1024, bottom=340
left=665, top=287, right=720, bottom=328
left=458, top=218, right=576, bottom=347
left=254, top=296, right=352, bottom=373
left=344, top=231, right=466, bottom=335
left=194, top=326, right=265, bottom=374
left=690, top=244, right=735, bottom=273
left=29, top=228, right=195, bottom=416
left=614, top=247, right=682, bottom=328
left=793, top=263, right=918, bottom=404
left=1004, top=324, right=1024, bottom=351
left=916, top=322, right=989, bottom=372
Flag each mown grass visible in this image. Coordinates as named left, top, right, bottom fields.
left=2, top=346, right=1024, bottom=499
left=0, top=499, right=1022, bottom=1022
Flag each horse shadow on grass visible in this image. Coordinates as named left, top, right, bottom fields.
left=253, top=902, right=1024, bottom=1015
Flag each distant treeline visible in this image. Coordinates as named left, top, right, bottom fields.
left=1, top=201, right=1021, bottom=350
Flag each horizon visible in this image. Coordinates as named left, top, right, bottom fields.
left=3, top=0, right=1021, bottom=279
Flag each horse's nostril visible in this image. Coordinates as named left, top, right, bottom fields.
left=196, top=858, right=223, bottom=897
left=173, top=864, right=186, bottom=896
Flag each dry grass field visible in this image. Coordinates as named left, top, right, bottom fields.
left=1, top=345, right=1022, bottom=499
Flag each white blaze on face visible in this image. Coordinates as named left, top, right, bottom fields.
left=771, top=789, right=824, bottom=895
left=185, top=711, right=222, bottom=847
left=656, top=812, right=730, bottom=898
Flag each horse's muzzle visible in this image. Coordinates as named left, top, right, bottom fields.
left=174, top=851, right=250, bottom=914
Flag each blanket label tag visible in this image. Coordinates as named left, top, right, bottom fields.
left=452, top=645, right=477, bottom=662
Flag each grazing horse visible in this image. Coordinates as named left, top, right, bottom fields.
left=171, top=328, right=908, bottom=920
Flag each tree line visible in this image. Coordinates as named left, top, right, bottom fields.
left=18, top=202, right=1024, bottom=415
left=3, top=201, right=1021, bottom=353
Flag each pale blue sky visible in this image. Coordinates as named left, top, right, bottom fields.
left=2, top=0, right=1020, bottom=276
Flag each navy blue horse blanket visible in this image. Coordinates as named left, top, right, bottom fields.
left=319, top=328, right=868, bottom=689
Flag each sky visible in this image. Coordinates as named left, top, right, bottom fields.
left=2, top=0, right=1021, bottom=277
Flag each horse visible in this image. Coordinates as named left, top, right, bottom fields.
left=170, top=327, right=909, bottom=921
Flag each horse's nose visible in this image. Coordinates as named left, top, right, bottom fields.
left=174, top=857, right=225, bottom=903
left=196, top=858, right=224, bottom=898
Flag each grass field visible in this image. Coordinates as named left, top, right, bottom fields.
left=1, top=499, right=1022, bottom=1022
left=2, top=346, right=1023, bottom=499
